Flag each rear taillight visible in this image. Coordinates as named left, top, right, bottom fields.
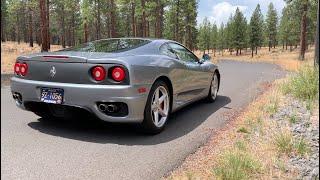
left=91, top=66, right=106, bottom=81
left=20, top=63, right=28, bottom=76
left=14, top=62, right=28, bottom=76
left=111, top=67, right=126, bottom=82
left=14, top=63, right=21, bottom=75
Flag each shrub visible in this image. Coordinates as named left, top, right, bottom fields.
left=274, top=131, right=294, bottom=154
left=294, top=138, right=310, bottom=156
left=265, top=93, right=279, bottom=115
left=282, top=66, right=319, bottom=101
left=214, top=151, right=261, bottom=180
left=288, top=112, right=298, bottom=124
left=237, top=127, right=250, bottom=134
left=234, top=141, right=247, bottom=151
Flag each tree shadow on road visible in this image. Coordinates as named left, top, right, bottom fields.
left=28, top=95, right=231, bottom=145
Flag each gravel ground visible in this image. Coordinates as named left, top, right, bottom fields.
left=272, top=97, right=319, bottom=180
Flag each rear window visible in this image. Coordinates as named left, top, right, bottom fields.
left=60, top=39, right=150, bottom=53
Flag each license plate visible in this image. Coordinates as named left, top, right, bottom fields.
left=40, top=88, right=64, bottom=104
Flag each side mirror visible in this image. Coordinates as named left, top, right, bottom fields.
left=202, top=54, right=211, bottom=62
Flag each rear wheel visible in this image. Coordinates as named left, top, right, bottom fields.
left=142, top=80, right=171, bottom=134
left=206, top=72, right=219, bottom=102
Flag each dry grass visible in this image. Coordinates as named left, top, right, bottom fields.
left=194, top=46, right=316, bottom=71
left=1, top=41, right=62, bottom=74
left=165, top=80, right=300, bottom=180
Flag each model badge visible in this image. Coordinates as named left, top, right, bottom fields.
left=50, top=66, right=56, bottom=77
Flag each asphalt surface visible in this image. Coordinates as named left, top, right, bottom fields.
left=1, top=61, right=286, bottom=180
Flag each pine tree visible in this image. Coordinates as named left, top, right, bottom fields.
left=217, top=23, right=225, bottom=56
left=279, top=7, right=290, bottom=50
left=225, top=14, right=234, bottom=54
left=266, top=2, right=278, bottom=51
left=249, top=4, right=264, bottom=57
left=210, top=23, right=218, bottom=56
left=233, top=8, right=247, bottom=55
left=197, top=17, right=210, bottom=53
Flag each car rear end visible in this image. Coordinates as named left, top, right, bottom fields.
left=11, top=53, right=148, bottom=123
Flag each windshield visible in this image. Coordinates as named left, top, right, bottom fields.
left=60, top=39, right=151, bottom=53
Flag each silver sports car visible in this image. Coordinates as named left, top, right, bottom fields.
left=11, top=38, right=220, bottom=133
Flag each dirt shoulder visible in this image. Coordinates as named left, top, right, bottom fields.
left=165, top=72, right=319, bottom=179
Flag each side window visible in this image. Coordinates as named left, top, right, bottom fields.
left=168, top=43, right=199, bottom=63
left=160, top=44, right=178, bottom=59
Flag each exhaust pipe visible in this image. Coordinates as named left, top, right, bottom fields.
left=98, top=103, right=119, bottom=113
left=98, top=104, right=107, bottom=112
left=106, top=104, right=117, bottom=113
left=12, top=92, right=22, bottom=104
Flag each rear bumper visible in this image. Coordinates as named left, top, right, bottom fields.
left=10, top=77, right=150, bottom=123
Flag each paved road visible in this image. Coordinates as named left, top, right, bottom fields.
left=1, top=61, right=285, bottom=180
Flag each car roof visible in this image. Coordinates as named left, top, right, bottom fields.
left=96, top=37, right=177, bottom=43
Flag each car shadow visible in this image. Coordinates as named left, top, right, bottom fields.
left=28, top=95, right=231, bottom=145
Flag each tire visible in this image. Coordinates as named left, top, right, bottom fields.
left=206, top=72, right=219, bottom=103
left=142, top=80, right=171, bottom=134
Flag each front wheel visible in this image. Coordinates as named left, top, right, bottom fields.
left=142, top=80, right=171, bottom=134
left=206, top=72, right=219, bottom=103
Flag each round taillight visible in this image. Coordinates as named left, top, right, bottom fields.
left=20, top=63, right=28, bottom=76
left=111, top=67, right=126, bottom=82
left=14, top=63, right=21, bottom=75
left=91, top=66, right=106, bottom=81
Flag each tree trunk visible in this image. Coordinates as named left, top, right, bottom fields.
left=72, top=13, right=75, bottom=46
left=255, top=47, right=258, bottom=55
left=174, top=0, right=180, bottom=41
left=16, top=14, right=20, bottom=44
left=60, top=4, right=66, bottom=48
left=36, top=27, right=41, bottom=46
left=141, top=0, right=146, bottom=37
left=268, top=42, right=271, bottom=51
left=315, top=2, right=319, bottom=66
left=154, top=0, right=161, bottom=38
left=40, top=0, right=49, bottom=51
left=1, top=1, right=5, bottom=42
left=96, top=0, right=101, bottom=39
left=159, top=3, right=164, bottom=38
left=110, top=0, right=117, bottom=38
left=299, top=2, right=308, bottom=60
left=131, top=1, right=136, bottom=37
left=97, top=0, right=101, bottom=39
left=22, top=6, right=28, bottom=43
left=47, top=0, right=50, bottom=49
left=28, top=9, right=33, bottom=47
left=84, top=18, right=88, bottom=43
left=146, top=21, right=149, bottom=37
left=251, top=48, right=254, bottom=57
left=67, top=27, right=71, bottom=47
